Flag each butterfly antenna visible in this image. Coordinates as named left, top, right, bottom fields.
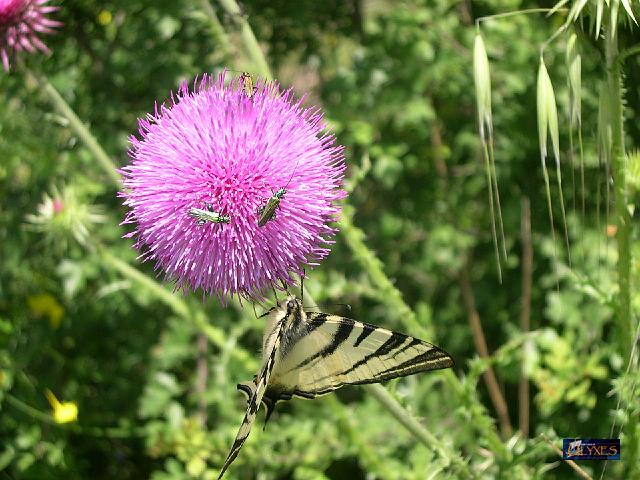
left=300, top=269, right=305, bottom=303
left=251, top=302, right=258, bottom=319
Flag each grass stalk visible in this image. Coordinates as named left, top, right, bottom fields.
left=197, top=0, right=233, bottom=60
left=541, top=434, right=593, bottom=480
left=475, top=8, right=567, bottom=28
left=483, top=140, right=502, bottom=283
left=99, top=249, right=255, bottom=369
left=605, top=7, right=636, bottom=474
left=364, top=383, right=475, bottom=479
left=579, top=126, right=585, bottom=226
left=488, top=140, right=507, bottom=262
left=569, top=126, right=577, bottom=215
left=217, top=0, right=272, bottom=79
left=519, top=198, right=533, bottom=437
left=23, top=67, right=121, bottom=188
left=459, top=266, right=513, bottom=437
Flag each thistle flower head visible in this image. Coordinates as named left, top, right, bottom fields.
left=121, top=72, right=346, bottom=301
left=0, top=0, right=61, bottom=71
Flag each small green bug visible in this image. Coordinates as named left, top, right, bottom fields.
left=257, top=188, right=286, bottom=227
left=257, top=161, right=299, bottom=227
left=188, top=203, right=230, bottom=226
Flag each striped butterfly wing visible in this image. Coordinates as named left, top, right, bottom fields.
left=217, top=318, right=286, bottom=480
left=268, top=313, right=454, bottom=400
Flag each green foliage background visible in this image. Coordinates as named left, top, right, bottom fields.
left=1, top=0, right=639, bottom=478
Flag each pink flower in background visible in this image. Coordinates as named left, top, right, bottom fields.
left=0, top=0, right=61, bottom=71
left=121, top=72, right=346, bottom=300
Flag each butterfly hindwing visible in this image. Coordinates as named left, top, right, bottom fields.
left=217, top=311, right=287, bottom=479
left=268, top=312, right=454, bottom=400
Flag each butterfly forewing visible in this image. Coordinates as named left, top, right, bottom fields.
left=268, top=312, right=454, bottom=400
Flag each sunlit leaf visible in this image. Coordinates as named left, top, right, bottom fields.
left=473, top=33, right=492, bottom=139
left=611, top=0, right=620, bottom=39
left=568, top=0, right=589, bottom=23
left=596, top=0, right=604, bottom=37
left=566, top=33, right=582, bottom=126
left=548, top=0, right=570, bottom=17
left=537, top=59, right=549, bottom=159
left=621, top=0, right=638, bottom=25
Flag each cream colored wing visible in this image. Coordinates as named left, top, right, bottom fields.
left=268, top=313, right=454, bottom=400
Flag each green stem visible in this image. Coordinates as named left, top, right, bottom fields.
left=23, top=68, right=121, bottom=188
left=197, top=0, right=233, bottom=61
left=364, top=384, right=475, bottom=479
left=605, top=5, right=636, bottom=475
left=483, top=140, right=502, bottom=283
left=5, top=393, right=56, bottom=425
left=217, top=0, right=272, bottom=79
left=99, top=249, right=255, bottom=369
left=618, top=44, right=640, bottom=63
left=475, top=8, right=567, bottom=28
left=338, top=206, right=510, bottom=461
left=606, top=3, right=632, bottom=364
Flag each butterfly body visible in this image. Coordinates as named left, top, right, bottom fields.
left=218, top=296, right=454, bottom=478
left=188, top=203, right=230, bottom=226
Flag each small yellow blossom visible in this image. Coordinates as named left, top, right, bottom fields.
left=28, top=293, right=64, bottom=329
left=98, top=10, right=113, bottom=26
left=45, top=389, right=78, bottom=424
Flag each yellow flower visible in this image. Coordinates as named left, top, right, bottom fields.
left=45, top=389, right=78, bottom=424
left=98, top=10, right=113, bottom=26
left=28, top=293, right=64, bottom=329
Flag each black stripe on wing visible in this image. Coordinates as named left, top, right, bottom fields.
left=289, top=317, right=355, bottom=371
left=339, top=331, right=407, bottom=377
left=284, top=319, right=454, bottom=400
left=290, top=347, right=453, bottom=399
left=354, top=323, right=376, bottom=347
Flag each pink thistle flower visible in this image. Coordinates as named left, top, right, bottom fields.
left=121, top=72, right=346, bottom=301
left=0, top=0, right=61, bottom=71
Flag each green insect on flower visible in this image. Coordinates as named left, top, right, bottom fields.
left=257, top=160, right=300, bottom=227
left=257, top=188, right=286, bottom=226
left=188, top=203, right=230, bottom=226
